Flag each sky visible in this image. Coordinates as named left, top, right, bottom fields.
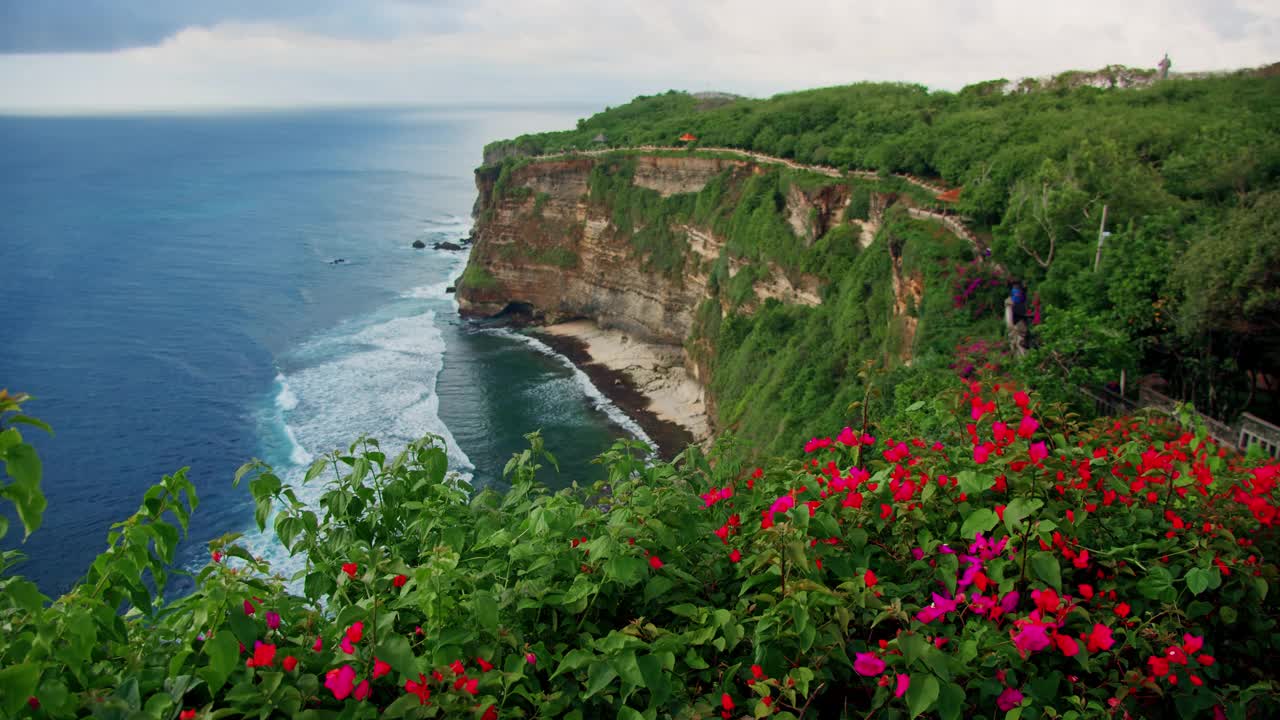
left=0, top=0, right=1277, bottom=113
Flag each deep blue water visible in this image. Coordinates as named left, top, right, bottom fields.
left=0, top=107, right=648, bottom=594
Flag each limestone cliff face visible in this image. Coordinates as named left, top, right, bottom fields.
left=457, top=155, right=823, bottom=346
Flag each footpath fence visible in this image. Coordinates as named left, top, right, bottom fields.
left=1080, top=384, right=1280, bottom=458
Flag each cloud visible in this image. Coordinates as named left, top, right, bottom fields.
left=0, top=0, right=1277, bottom=112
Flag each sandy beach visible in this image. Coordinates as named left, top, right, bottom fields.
left=538, top=320, right=711, bottom=450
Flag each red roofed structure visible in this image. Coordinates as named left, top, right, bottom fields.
left=678, top=133, right=698, bottom=142
left=936, top=187, right=962, bottom=203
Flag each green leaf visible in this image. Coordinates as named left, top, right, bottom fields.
left=473, top=590, right=499, bottom=630
left=1136, top=566, right=1175, bottom=602
left=906, top=674, right=940, bottom=718
left=1002, top=498, right=1043, bottom=534
left=957, top=471, right=994, bottom=495
left=203, top=630, right=239, bottom=692
left=0, top=663, right=39, bottom=716
left=376, top=635, right=417, bottom=679
left=961, top=508, right=999, bottom=539
left=1, top=442, right=45, bottom=538
left=1030, top=552, right=1062, bottom=591
left=584, top=660, right=618, bottom=699
left=1185, top=567, right=1211, bottom=595
left=637, top=653, right=670, bottom=706
left=552, top=650, right=594, bottom=679
left=4, top=578, right=47, bottom=613
left=617, top=709, right=645, bottom=720
left=606, top=555, right=646, bottom=587
left=938, top=683, right=966, bottom=720
left=898, top=632, right=929, bottom=667
left=612, top=651, right=645, bottom=698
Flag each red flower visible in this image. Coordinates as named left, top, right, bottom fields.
left=179, top=710, right=195, bottom=720
left=721, top=694, right=734, bottom=710
left=1078, top=583, right=1094, bottom=599
left=1053, top=634, right=1080, bottom=657
left=1198, top=654, right=1215, bottom=666
left=353, top=680, right=371, bottom=702
left=246, top=642, right=276, bottom=668
left=345, top=621, right=364, bottom=643
left=1013, top=391, right=1030, bottom=408
left=477, top=657, right=494, bottom=672
left=1181, top=634, right=1204, bottom=654
left=648, top=556, right=664, bottom=570
left=974, top=445, right=990, bottom=464
left=1165, top=646, right=1189, bottom=665
left=482, top=706, right=498, bottom=720
left=1084, top=623, right=1114, bottom=653
left=405, top=674, right=432, bottom=705
left=342, top=563, right=359, bottom=578
left=1113, top=602, right=1130, bottom=618
left=751, top=664, right=765, bottom=680
left=283, top=656, right=298, bottom=672
left=450, top=659, right=466, bottom=675
left=243, top=599, right=255, bottom=616
left=864, top=569, right=878, bottom=587
left=393, top=574, right=408, bottom=588
left=211, top=551, right=222, bottom=564
left=1148, top=656, right=1170, bottom=677
left=312, top=636, right=323, bottom=652
left=373, top=657, right=391, bottom=679
left=729, top=548, right=741, bottom=563
left=462, top=678, right=479, bottom=695
left=880, top=504, right=893, bottom=520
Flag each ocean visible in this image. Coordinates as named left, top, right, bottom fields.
left=0, top=107, right=649, bottom=594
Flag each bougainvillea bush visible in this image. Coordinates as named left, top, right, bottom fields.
left=1, top=382, right=1278, bottom=719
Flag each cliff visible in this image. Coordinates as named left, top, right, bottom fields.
left=457, top=154, right=824, bottom=346
left=455, top=150, right=969, bottom=452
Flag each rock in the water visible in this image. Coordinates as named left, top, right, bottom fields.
left=446, top=286, right=456, bottom=294
left=411, top=239, right=426, bottom=249
left=433, top=241, right=464, bottom=251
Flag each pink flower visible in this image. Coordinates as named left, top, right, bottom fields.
left=894, top=674, right=910, bottom=698
left=1182, top=634, right=1204, bottom=654
left=243, top=600, right=255, bottom=616
left=265, top=611, right=281, bottom=630
left=1018, top=415, right=1039, bottom=439
left=345, top=621, right=364, bottom=643
left=837, top=426, right=858, bottom=446
left=312, top=637, right=323, bottom=652
left=973, top=445, right=990, bottom=464
left=1028, top=441, right=1048, bottom=464
left=373, top=658, right=391, bottom=679
left=1012, top=621, right=1052, bottom=655
left=325, top=665, right=357, bottom=700
left=997, top=687, right=1024, bottom=711
left=340, top=637, right=355, bottom=655
left=525, top=652, right=537, bottom=665
left=915, top=593, right=958, bottom=624
left=853, top=652, right=886, bottom=676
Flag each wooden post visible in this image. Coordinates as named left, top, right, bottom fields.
left=1093, top=204, right=1108, bottom=272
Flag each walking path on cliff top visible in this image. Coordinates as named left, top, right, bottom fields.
left=520, top=145, right=986, bottom=253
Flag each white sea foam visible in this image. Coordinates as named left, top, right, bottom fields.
left=485, top=328, right=657, bottom=450
left=274, top=374, right=299, bottom=411
left=421, top=214, right=472, bottom=238
left=239, top=309, right=473, bottom=584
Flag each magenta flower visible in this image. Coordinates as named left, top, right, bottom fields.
left=1012, top=621, right=1052, bottom=656
left=853, top=652, right=886, bottom=676
left=894, top=673, right=910, bottom=698
left=243, top=600, right=255, bottom=616
left=997, top=687, right=1024, bottom=711
left=1028, top=441, right=1048, bottom=464
left=999, top=591, right=1020, bottom=614
left=1018, top=415, right=1039, bottom=439
left=325, top=665, right=357, bottom=700
left=265, top=611, right=281, bottom=630
left=526, top=652, right=537, bottom=665
left=916, top=593, right=958, bottom=624
left=836, top=426, right=858, bottom=447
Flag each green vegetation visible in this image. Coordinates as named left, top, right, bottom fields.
left=458, top=264, right=499, bottom=291
left=4, top=384, right=1278, bottom=718
left=485, top=70, right=1280, bottom=425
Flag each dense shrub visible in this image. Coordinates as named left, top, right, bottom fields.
left=3, top=383, right=1278, bottom=718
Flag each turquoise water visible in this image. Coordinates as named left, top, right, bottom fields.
left=0, top=107, right=647, bottom=593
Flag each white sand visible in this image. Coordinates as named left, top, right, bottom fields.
left=542, top=321, right=711, bottom=443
